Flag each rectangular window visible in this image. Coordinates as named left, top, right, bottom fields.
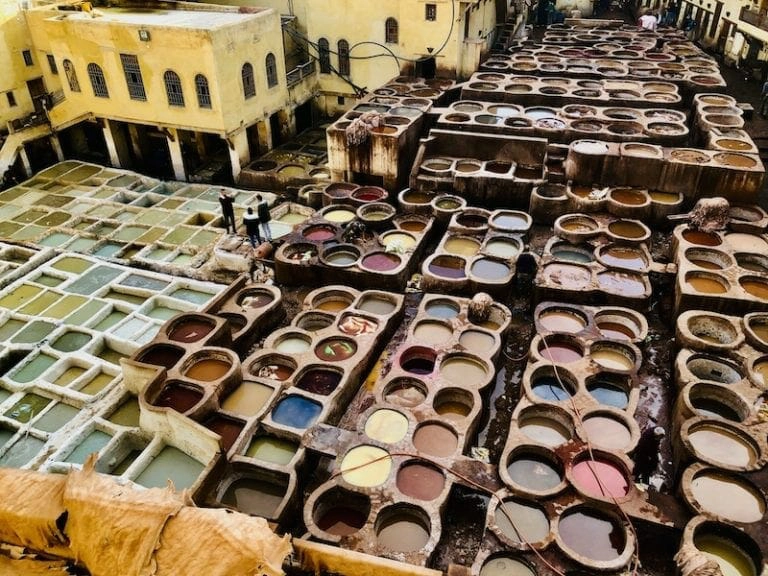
left=22, top=50, right=33, bottom=66
left=426, top=3, right=437, bottom=20
left=6, top=92, right=16, bottom=107
left=119, top=53, right=147, bottom=101
left=337, top=96, right=345, bottom=105
left=46, top=54, right=58, bottom=75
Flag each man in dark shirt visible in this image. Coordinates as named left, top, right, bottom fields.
left=218, top=189, right=236, bottom=234
left=243, top=206, right=261, bottom=248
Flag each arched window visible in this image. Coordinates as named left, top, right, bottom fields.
left=163, top=70, right=184, bottom=107
left=266, top=53, right=278, bottom=88
left=385, top=17, right=398, bottom=44
left=195, top=74, right=211, bottom=109
left=63, top=59, right=80, bottom=92
left=318, top=38, right=330, bottom=74
left=87, top=63, right=109, bottom=98
left=242, top=62, right=255, bottom=99
left=338, top=40, right=350, bottom=76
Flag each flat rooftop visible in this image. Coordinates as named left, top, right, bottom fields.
left=52, top=6, right=264, bottom=29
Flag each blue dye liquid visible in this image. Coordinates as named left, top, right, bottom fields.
left=531, top=376, right=571, bottom=401
left=587, top=383, right=629, bottom=409
left=271, top=395, right=322, bottom=429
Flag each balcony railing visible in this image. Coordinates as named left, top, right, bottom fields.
left=286, top=60, right=316, bottom=88
left=740, top=6, right=768, bottom=30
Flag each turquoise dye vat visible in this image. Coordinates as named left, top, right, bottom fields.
left=39, top=233, right=73, bottom=247
left=120, top=274, right=169, bottom=291
left=34, top=403, right=79, bottom=432
left=133, top=446, right=204, bottom=490
left=170, top=288, right=213, bottom=305
left=65, top=430, right=112, bottom=464
left=271, top=395, right=322, bottom=429
left=0, top=436, right=45, bottom=467
left=67, top=266, right=122, bottom=295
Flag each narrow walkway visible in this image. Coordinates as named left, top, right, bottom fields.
left=0, top=124, right=52, bottom=179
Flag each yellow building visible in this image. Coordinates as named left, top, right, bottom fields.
left=2, top=0, right=317, bottom=184
left=211, top=0, right=504, bottom=115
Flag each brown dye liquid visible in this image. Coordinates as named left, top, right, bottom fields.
left=168, top=320, right=214, bottom=343
left=507, top=455, right=561, bottom=491
left=558, top=509, right=625, bottom=561
left=317, top=507, right=367, bottom=536
left=399, top=220, right=427, bottom=232
left=435, top=400, right=470, bottom=421
left=204, top=415, right=244, bottom=451
left=741, top=279, right=768, bottom=300
left=689, top=258, right=723, bottom=270
left=597, top=322, right=634, bottom=340
left=608, top=221, right=645, bottom=239
left=316, top=299, right=350, bottom=312
left=376, top=515, right=430, bottom=552
left=396, top=463, right=445, bottom=500
left=185, top=358, right=231, bottom=381
left=688, top=276, right=728, bottom=294
left=221, top=478, right=285, bottom=517
left=683, top=230, right=722, bottom=246
left=611, top=189, right=646, bottom=205
left=138, top=345, right=183, bottom=369
left=412, top=424, right=458, bottom=457
left=154, top=383, right=203, bottom=413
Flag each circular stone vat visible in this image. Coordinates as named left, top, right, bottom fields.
left=740, top=276, right=768, bottom=300
left=137, top=344, right=184, bottom=369
left=687, top=354, right=743, bottom=384
left=730, top=204, right=764, bottom=222
left=248, top=354, right=296, bottom=381
left=485, top=160, right=513, bottom=174
left=556, top=214, right=599, bottom=235
left=606, top=219, right=649, bottom=241
left=375, top=505, right=431, bottom=553
left=356, top=294, right=396, bottom=316
left=484, top=237, right=523, bottom=260
left=315, top=337, right=357, bottom=361
left=671, top=149, right=710, bottom=164
left=684, top=248, right=733, bottom=271
left=428, top=255, right=467, bottom=279
left=452, top=101, right=483, bottom=112
left=360, top=252, right=401, bottom=272
left=557, top=506, right=628, bottom=563
left=747, top=315, right=768, bottom=347
left=538, top=306, right=587, bottom=333
left=541, top=263, right=591, bottom=290
left=493, top=497, right=550, bottom=545
left=383, top=377, right=428, bottom=407
left=537, top=336, right=583, bottom=363
left=690, top=470, right=765, bottom=523
left=525, top=107, right=557, bottom=121
left=425, top=298, right=460, bottom=319
left=400, top=346, right=437, bottom=375
left=356, top=202, right=395, bottom=228
left=182, top=354, right=232, bottom=382
left=444, top=236, right=481, bottom=256
left=152, top=381, right=204, bottom=413
left=518, top=406, right=574, bottom=447
left=470, top=257, right=511, bottom=281
left=687, top=422, right=759, bottom=469
left=687, top=314, right=739, bottom=346
left=736, top=253, right=768, bottom=274
left=321, top=244, right=361, bottom=268
left=598, top=246, right=647, bottom=271
left=530, top=367, right=577, bottom=402
left=488, top=104, right=523, bottom=117
left=594, top=310, right=642, bottom=341
left=456, top=160, right=482, bottom=173
left=688, top=383, right=748, bottom=422
left=506, top=448, right=563, bottom=493
left=413, top=422, right=458, bottom=457
left=551, top=243, right=594, bottom=264
left=236, top=288, right=275, bottom=310
left=571, top=453, right=630, bottom=499
left=295, top=311, right=335, bottom=333
left=380, top=231, right=416, bottom=252
left=458, top=329, right=495, bottom=354
left=716, top=139, right=753, bottom=151
left=585, top=371, right=630, bottom=408
left=693, top=523, right=761, bottom=576
left=490, top=211, right=531, bottom=232
left=422, top=158, right=453, bottom=172
left=322, top=207, right=356, bottom=224
left=609, top=188, right=647, bottom=206
left=479, top=555, right=536, bottom=576
left=303, top=224, right=337, bottom=242
left=589, top=342, right=636, bottom=371
left=296, top=367, right=342, bottom=396
left=397, top=461, right=445, bottom=500
left=683, top=229, right=722, bottom=246
left=341, top=445, right=392, bottom=487
left=282, top=243, right=317, bottom=262
left=581, top=413, right=634, bottom=451
left=433, top=388, right=474, bottom=422
left=337, top=313, right=378, bottom=336
left=713, top=153, right=757, bottom=168
left=274, top=332, right=311, bottom=354
left=313, top=488, right=370, bottom=536
left=365, top=409, right=409, bottom=443
left=685, top=272, right=729, bottom=295
left=413, top=319, right=453, bottom=345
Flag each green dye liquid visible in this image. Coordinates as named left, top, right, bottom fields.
left=12, top=355, right=56, bottom=384
left=147, top=248, right=172, bottom=261
left=65, top=300, right=105, bottom=325
left=55, top=366, right=86, bottom=387
left=97, top=346, right=126, bottom=365
left=52, top=331, right=92, bottom=352
left=66, top=266, right=121, bottom=295
left=0, top=284, right=43, bottom=309
left=0, top=436, right=45, bottom=468
left=93, top=311, right=127, bottom=331
left=36, top=274, right=65, bottom=287
left=120, top=274, right=169, bottom=291
left=11, top=320, right=55, bottom=344
left=79, top=372, right=114, bottom=395
left=39, top=233, right=73, bottom=247
left=108, top=398, right=140, bottom=427
left=65, top=430, right=112, bottom=464
left=170, top=289, right=212, bottom=305
left=43, top=294, right=88, bottom=319
left=52, top=257, right=92, bottom=274
left=133, top=446, right=204, bottom=490
left=0, top=319, right=24, bottom=341
left=111, top=448, right=144, bottom=475
left=105, top=291, right=145, bottom=306
left=34, top=403, right=79, bottom=432
left=147, top=306, right=178, bottom=320
left=5, top=393, right=52, bottom=423
left=18, top=291, right=59, bottom=315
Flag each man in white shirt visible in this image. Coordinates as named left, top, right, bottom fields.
left=638, top=11, right=657, bottom=30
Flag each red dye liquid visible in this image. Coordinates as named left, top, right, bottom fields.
left=538, top=342, right=582, bottom=363
left=572, top=459, right=629, bottom=498
left=361, top=253, right=400, bottom=271
left=204, top=415, right=244, bottom=451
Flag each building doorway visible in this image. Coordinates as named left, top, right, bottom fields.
left=26, top=78, right=46, bottom=114
left=415, top=56, right=436, bottom=79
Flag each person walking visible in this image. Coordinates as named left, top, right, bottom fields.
left=243, top=206, right=261, bottom=248
left=218, top=189, right=236, bottom=234
left=256, top=194, right=272, bottom=242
